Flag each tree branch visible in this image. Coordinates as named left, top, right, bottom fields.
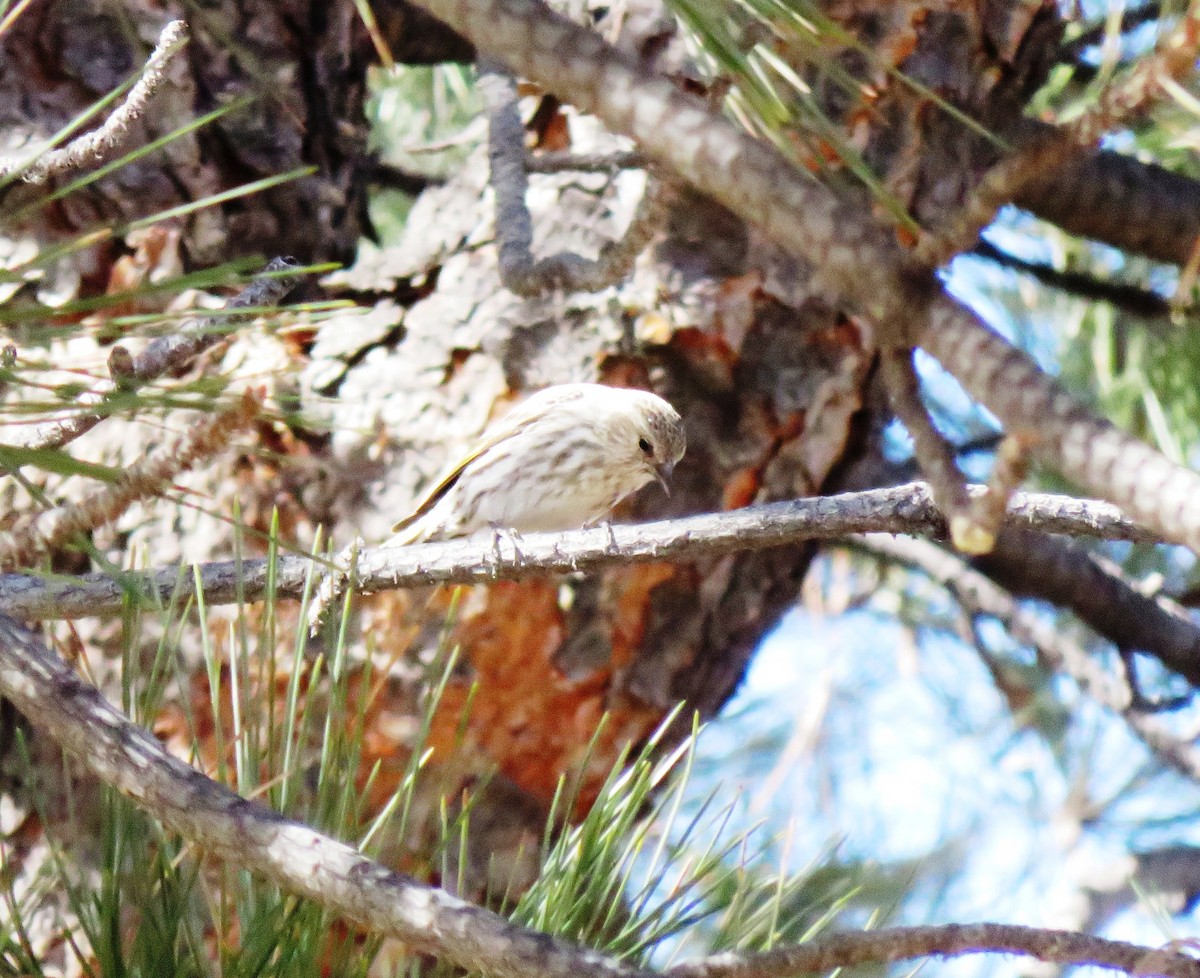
left=0, top=615, right=646, bottom=978
left=973, top=528, right=1200, bottom=687
left=833, top=448, right=1200, bottom=688
left=480, top=58, right=671, bottom=296
left=0, top=390, right=260, bottom=571
left=0, top=21, right=189, bottom=185
left=970, top=240, right=1171, bottom=321
left=0, top=616, right=1197, bottom=978
left=6, top=257, right=300, bottom=451
left=525, top=149, right=646, bottom=173
left=1014, top=148, right=1200, bottom=268
left=0, top=483, right=1154, bottom=620
left=920, top=2, right=1200, bottom=266
left=880, top=349, right=978, bottom=547
left=666, top=924, right=1200, bottom=978
left=856, top=533, right=1200, bottom=782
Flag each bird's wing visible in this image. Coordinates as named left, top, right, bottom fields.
left=390, top=386, right=588, bottom=534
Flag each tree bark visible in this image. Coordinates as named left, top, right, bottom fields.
left=0, top=0, right=376, bottom=263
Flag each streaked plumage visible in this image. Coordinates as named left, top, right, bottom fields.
left=391, top=383, right=685, bottom=543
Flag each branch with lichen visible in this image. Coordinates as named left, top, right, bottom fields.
left=668, top=924, right=1200, bottom=978
left=6, top=257, right=300, bottom=452
left=0, top=482, right=1156, bottom=621
left=0, top=21, right=189, bottom=185
left=481, top=58, right=672, bottom=297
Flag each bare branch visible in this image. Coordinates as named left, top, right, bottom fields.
left=666, top=924, right=1200, bottom=978
left=480, top=57, right=672, bottom=296
left=0, top=390, right=261, bottom=570
left=0, top=483, right=1154, bottom=621
left=975, top=528, right=1200, bottom=687
left=0, top=21, right=189, bottom=184
left=525, top=149, right=646, bottom=173
left=880, top=349, right=978, bottom=548
left=6, top=257, right=301, bottom=451
left=857, top=533, right=1200, bottom=782
left=1015, top=147, right=1200, bottom=268
left=0, top=616, right=1197, bottom=978
left=835, top=452, right=1200, bottom=685
left=970, top=241, right=1171, bottom=322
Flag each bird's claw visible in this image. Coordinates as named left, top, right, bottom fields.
left=601, top=520, right=619, bottom=555
left=488, top=524, right=525, bottom=574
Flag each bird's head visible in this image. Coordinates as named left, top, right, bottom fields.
left=612, top=389, right=686, bottom=497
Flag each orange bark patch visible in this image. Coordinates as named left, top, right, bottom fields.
left=430, top=567, right=678, bottom=812
left=723, top=466, right=762, bottom=510
left=670, top=327, right=736, bottom=388
left=609, top=563, right=676, bottom=670
left=597, top=356, right=655, bottom=389
left=713, top=271, right=764, bottom=353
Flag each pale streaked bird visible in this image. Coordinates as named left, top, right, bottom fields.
left=391, top=383, right=686, bottom=543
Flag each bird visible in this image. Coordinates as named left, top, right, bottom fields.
left=391, top=382, right=686, bottom=544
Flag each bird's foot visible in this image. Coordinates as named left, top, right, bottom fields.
left=600, top=520, right=620, bottom=555
left=488, top=524, right=525, bottom=573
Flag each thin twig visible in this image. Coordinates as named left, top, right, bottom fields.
left=0, top=615, right=1196, bottom=978
left=970, top=241, right=1172, bottom=321
left=0, top=390, right=261, bottom=570
left=525, top=150, right=647, bottom=173
left=0, top=21, right=189, bottom=184
left=857, top=533, right=1200, bottom=782
left=880, top=349, right=980, bottom=549
left=6, top=257, right=300, bottom=451
left=480, top=58, right=671, bottom=296
left=306, top=533, right=363, bottom=634
left=0, top=482, right=1155, bottom=621
left=881, top=354, right=1043, bottom=556
left=1060, top=4, right=1164, bottom=61
left=963, top=433, right=1033, bottom=554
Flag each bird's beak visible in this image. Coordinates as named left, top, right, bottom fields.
left=653, top=460, right=675, bottom=496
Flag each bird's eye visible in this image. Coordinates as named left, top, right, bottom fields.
left=638, top=437, right=653, bottom=456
